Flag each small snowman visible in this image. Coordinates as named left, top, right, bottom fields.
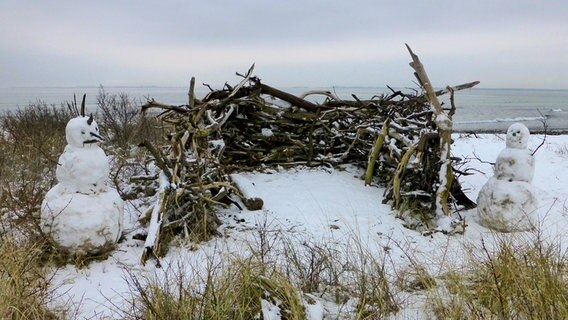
left=476, top=123, right=538, bottom=232
left=41, top=104, right=123, bottom=256
left=494, top=123, right=534, bottom=183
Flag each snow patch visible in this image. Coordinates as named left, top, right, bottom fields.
left=261, top=128, right=274, bottom=137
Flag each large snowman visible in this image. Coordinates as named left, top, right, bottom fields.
left=41, top=114, right=124, bottom=256
left=476, top=123, right=538, bottom=232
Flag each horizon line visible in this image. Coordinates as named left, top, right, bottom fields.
left=2, top=85, right=568, bottom=91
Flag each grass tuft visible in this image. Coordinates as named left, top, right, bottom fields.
left=122, top=256, right=306, bottom=320
left=431, top=233, right=568, bottom=319
left=0, top=233, right=60, bottom=319
left=556, top=143, right=568, bottom=157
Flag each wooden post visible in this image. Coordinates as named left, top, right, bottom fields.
left=405, top=44, right=453, bottom=217
left=188, top=77, right=196, bottom=109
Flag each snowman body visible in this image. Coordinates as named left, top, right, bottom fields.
left=476, top=123, right=538, bottom=232
left=494, top=148, right=534, bottom=183
left=476, top=177, right=537, bottom=232
left=41, top=116, right=123, bottom=255
left=42, top=186, right=123, bottom=253
left=56, top=144, right=109, bottom=194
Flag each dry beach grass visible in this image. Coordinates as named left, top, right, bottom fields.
left=429, top=231, right=568, bottom=319
left=1, top=93, right=568, bottom=319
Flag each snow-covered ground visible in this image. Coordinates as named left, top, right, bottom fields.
left=49, top=133, right=568, bottom=319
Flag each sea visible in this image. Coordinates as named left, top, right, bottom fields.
left=1, top=86, right=567, bottom=133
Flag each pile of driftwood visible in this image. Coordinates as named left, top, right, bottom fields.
left=138, top=46, right=478, bottom=264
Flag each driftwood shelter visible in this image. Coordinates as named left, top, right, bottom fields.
left=138, top=45, right=479, bottom=264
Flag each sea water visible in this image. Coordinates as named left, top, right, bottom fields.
left=0, top=86, right=566, bottom=132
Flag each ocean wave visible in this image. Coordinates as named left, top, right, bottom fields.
left=546, top=109, right=568, bottom=118
left=455, top=116, right=546, bottom=124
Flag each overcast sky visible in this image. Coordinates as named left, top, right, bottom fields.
left=1, top=1, right=567, bottom=89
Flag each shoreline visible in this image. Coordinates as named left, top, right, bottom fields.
left=455, top=129, right=568, bottom=135
left=454, top=114, right=568, bottom=134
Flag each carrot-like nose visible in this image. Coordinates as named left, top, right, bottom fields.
left=90, top=132, right=104, bottom=141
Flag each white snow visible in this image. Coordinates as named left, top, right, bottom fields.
left=208, top=138, right=225, bottom=151
left=434, top=113, right=452, bottom=131
left=231, top=174, right=259, bottom=199
left=261, top=299, right=282, bottom=320
left=261, top=128, right=274, bottom=137
left=435, top=141, right=451, bottom=218
left=46, top=132, right=568, bottom=318
left=143, top=171, right=169, bottom=253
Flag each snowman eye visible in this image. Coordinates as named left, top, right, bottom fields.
left=81, top=131, right=85, bottom=134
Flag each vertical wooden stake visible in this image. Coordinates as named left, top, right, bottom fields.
left=188, top=77, right=196, bottom=109
left=405, top=44, right=453, bottom=217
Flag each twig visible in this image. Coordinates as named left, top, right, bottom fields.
left=472, top=151, right=495, bottom=166
left=139, top=140, right=172, bottom=180
left=203, top=83, right=214, bottom=91
left=532, top=110, right=548, bottom=156
left=229, top=63, right=255, bottom=99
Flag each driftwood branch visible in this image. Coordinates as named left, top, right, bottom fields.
left=253, top=80, right=321, bottom=112
left=298, top=90, right=340, bottom=101
left=435, top=81, right=480, bottom=97
left=139, top=140, right=172, bottom=181
left=141, top=100, right=189, bottom=114
left=141, top=171, right=169, bottom=266
left=406, top=44, right=444, bottom=115
left=365, top=118, right=389, bottom=185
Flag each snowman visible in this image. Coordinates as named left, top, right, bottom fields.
left=41, top=114, right=124, bottom=256
left=476, top=123, right=538, bottom=232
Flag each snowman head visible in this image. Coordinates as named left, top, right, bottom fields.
left=506, top=122, right=530, bottom=149
left=65, top=115, right=104, bottom=148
